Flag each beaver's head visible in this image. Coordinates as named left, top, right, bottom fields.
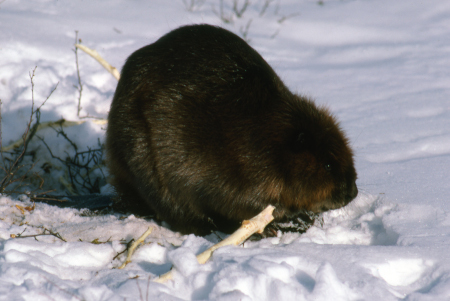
left=257, top=95, right=358, bottom=215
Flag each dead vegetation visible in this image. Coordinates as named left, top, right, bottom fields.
left=209, top=0, right=300, bottom=41
left=1, top=63, right=107, bottom=202
left=0, top=67, right=58, bottom=202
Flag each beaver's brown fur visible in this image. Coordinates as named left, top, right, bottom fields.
left=106, top=24, right=358, bottom=235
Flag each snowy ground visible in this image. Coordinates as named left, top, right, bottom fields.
left=1, top=0, right=450, bottom=300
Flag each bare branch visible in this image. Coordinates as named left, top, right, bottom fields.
left=182, top=0, right=205, bottom=11
left=278, top=12, right=300, bottom=24
left=239, top=19, right=252, bottom=42
left=74, top=31, right=84, bottom=117
left=11, top=227, right=67, bottom=242
left=0, top=69, right=59, bottom=200
left=213, top=0, right=233, bottom=24
left=233, top=0, right=250, bottom=18
left=0, top=99, right=3, bottom=162
left=38, top=129, right=106, bottom=195
left=270, top=28, right=280, bottom=39
left=259, top=0, right=274, bottom=17
left=113, top=239, right=134, bottom=261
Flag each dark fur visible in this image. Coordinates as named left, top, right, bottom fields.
left=106, top=24, right=358, bottom=235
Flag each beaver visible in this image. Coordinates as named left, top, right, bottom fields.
left=106, top=24, right=358, bottom=236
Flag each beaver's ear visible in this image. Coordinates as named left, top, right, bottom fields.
left=291, top=132, right=307, bottom=153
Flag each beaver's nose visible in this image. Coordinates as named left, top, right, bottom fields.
left=347, top=181, right=358, bottom=200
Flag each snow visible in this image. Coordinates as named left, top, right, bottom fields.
left=1, top=0, right=450, bottom=300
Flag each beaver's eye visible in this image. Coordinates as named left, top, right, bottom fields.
left=324, top=163, right=332, bottom=172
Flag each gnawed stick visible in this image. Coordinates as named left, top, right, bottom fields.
left=154, top=205, right=275, bottom=283
left=75, top=44, right=121, bottom=81
left=118, top=226, right=153, bottom=269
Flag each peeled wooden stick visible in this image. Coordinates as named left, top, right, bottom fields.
left=154, top=205, right=275, bottom=283
left=75, top=44, right=121, bottom=81
left=118, top=226, right=153, bottom=269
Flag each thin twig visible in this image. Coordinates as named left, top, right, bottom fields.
left=146, top=275, right=151, bottom=301
left=74, top=31, right=84, bottom=117
left=11, top=227, right=67, bottom=242
left=38, top=132, right=105, bottom=195
left=0, top=99, right=3, bottom=162
left=136, top=278, right=144, bottom=301
left=54, top=125, right=78, bottom=151
left=240, top=19, right=252, bottom=42
left=1, top=68, right=58, bottom=198
left=270, top=28, right=280, bottom=39
left=233, top=0, right=250, bottom=18
left=113, top=239, right=135, bottom=261
left=213, top=0, right=233, bottom=23
left=277, top=12, right=300, bottom=23
left=182, top=0, right=205, bottom=11
left=22, top=69, right=58, bottom=162
left=259, top=0, right=274, bottom=17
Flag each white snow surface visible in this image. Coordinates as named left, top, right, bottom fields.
left=1, top=0, right=450, bottom=300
